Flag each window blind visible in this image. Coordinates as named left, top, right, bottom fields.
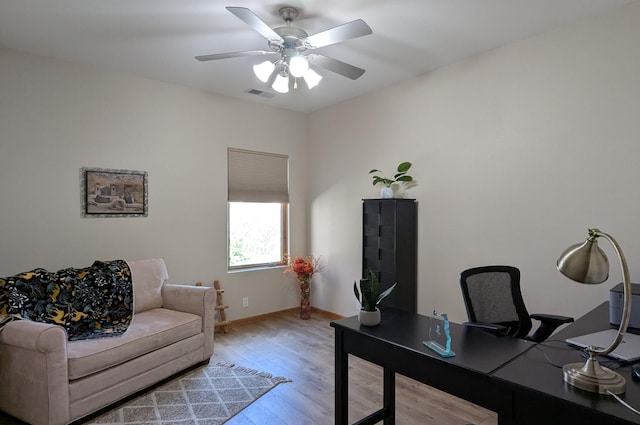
left=228, top=148, right=289, bottom=203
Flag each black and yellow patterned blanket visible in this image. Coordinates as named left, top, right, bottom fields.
left=0, top=260, right=133, bottom=341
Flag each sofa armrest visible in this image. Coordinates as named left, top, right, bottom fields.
left=0, top=320, right=70, bottom=425
left=161, top=283, right=216, bottom=358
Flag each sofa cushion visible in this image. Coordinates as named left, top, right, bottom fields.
left=127, top=258, right=168, bottom=313
left=66, top=308, right=201, bottom=380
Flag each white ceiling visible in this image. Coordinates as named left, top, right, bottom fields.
left=0, top=0, right=636, bottom=113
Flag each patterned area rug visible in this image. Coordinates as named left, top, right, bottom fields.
left=85, top=362, right=291, bottom=425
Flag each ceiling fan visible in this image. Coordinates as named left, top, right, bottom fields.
left=195, top=6, right=373, bottom=93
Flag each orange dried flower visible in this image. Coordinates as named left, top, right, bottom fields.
left=284, top=255, right=322, bottom=286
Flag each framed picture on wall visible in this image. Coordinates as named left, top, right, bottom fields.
left=81, top=167, right=148, bottom=217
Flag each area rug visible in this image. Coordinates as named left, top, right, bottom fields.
left=84, top=361, right=292, bottom=425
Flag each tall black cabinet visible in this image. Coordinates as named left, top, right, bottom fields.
left=362, top=199, right=417, bottom=313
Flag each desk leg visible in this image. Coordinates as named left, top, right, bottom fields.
left=335, top=329, right=348, bottom=425
left=383, top=367, right=395, bottom=425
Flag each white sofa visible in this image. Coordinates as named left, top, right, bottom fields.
left=0, top=258, right=215, bottom=425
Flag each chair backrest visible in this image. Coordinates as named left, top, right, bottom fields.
left=459, top=265, right=532, bottom=339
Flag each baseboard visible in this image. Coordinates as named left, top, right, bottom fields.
left=230, top=306, right=344, bottom=328
left=311, top=307, right=344, bottom=320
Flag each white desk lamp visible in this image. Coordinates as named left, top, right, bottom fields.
left=557, top=228, right=631, bottom=395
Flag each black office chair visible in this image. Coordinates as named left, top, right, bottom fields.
left=460, top=265, right=573, bottom=343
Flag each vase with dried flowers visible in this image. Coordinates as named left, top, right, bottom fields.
left=285, top=255, right=322, bottom=319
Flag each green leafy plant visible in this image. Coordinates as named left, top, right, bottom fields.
left=353, top=269, right=397, bottom=312
left=369, top=162, right=413, bottom=188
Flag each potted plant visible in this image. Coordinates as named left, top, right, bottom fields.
left=369, top=161, right=414, bottom=198
left=353, top=269, right=397, bottom=326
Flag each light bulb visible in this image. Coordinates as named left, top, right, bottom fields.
left=253, top=61, right=275, bottom=83
left=303, top=68, right=323, bottom=89
left=272, top=73, right=289, bottom=93
left=289, top=55, right=309, bottom=78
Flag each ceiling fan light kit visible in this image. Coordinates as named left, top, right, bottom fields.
left=272, top=72, right=290, bottom=94
left=253, top=60, right=275, bottom=83
left=253, top=55, right=320, bottom=93
left=288, top=55, right=309, bottom=78
left=196, top=6, right=372, bottom=94
left=303, top=68, right=322, bottom=89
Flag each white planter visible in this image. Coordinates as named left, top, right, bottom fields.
left=358, top=308, right=381, bottom=326
left=380, top=187, right=394, bottom=199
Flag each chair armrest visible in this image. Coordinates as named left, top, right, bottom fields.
left=530, top=313, right=574, bottom=325
left=0, top=320, right=70, bottom=425
left=528, top=313, right=574, bottom=343
left=161, top=283, right=216, bottom=359
left=463, top=321, right=509, bottom=335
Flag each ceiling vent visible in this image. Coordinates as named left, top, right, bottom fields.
left=246, top=88, right=276, bottom=98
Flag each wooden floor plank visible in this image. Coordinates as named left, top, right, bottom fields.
left=0, top=310, right=498, bottom=425
left=218, top=311, right=497, bottom=425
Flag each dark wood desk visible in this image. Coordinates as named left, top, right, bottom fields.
left=331, top=308, right=534, bottom=425
left=494, top=302, right=640, bottom=425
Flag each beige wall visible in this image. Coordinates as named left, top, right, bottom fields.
left=0, top=47, right=308, bottom=320
left=3, top=3, right=640, bottom=325
left=308, top=2, right=640, bottom=322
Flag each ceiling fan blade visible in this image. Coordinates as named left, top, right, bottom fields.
left=195, top=50, right=277, bottom=62
left=305, top=19, right=372, bottom=49
left=312, top=55, right=366, bottom=80
left=226, top=6, right=282, bottom=41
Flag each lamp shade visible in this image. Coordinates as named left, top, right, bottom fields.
left=253, top=61, right=275, bottom=83
left=303, top=68, right=323, bottom=89
left=272, top=73, right=289, bottom=93
left=557, top=237, right=609, bottom=284
left=288, top=55, right=309, bottom=78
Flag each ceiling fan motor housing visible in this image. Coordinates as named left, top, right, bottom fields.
left=274, top=27, right=308, bottom=50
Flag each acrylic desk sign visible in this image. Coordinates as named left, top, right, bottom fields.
left=423, top=310, right=456, bottom=358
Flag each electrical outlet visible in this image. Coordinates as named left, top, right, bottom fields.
left=242, top=297, right=249, bottom=308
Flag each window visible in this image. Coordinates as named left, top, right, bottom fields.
left=228, top=202, right=287, bottom=268
left=227, top=148, right=289, bottom=270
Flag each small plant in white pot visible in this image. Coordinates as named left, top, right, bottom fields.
left=369, top=161, right=414, bottom=198
left=353, top=269, right=397, bottom=326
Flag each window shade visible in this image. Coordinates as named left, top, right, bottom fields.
left=228, top=148, right=289, bottom=203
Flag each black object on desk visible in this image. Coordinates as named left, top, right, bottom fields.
left=331, top=308, right=534, bottom=425
left=493, top=302, right=640, bottom=425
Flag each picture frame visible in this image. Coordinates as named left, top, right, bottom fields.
left=81, top=167, right=148, bottom=217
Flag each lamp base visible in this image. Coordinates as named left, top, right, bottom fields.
left=563, top=361, right=626, bottom=394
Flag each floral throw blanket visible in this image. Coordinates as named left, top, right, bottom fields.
left=0, top=260, right=133, bottom=341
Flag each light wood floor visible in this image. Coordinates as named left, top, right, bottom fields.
left=215, top=310, right=497, bottom=425
left=0, top=310, right=498, bottom=425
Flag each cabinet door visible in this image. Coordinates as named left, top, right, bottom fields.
left=362, top=204, right=380, bottom=272
left=362, top=199, right=417, bottom=312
